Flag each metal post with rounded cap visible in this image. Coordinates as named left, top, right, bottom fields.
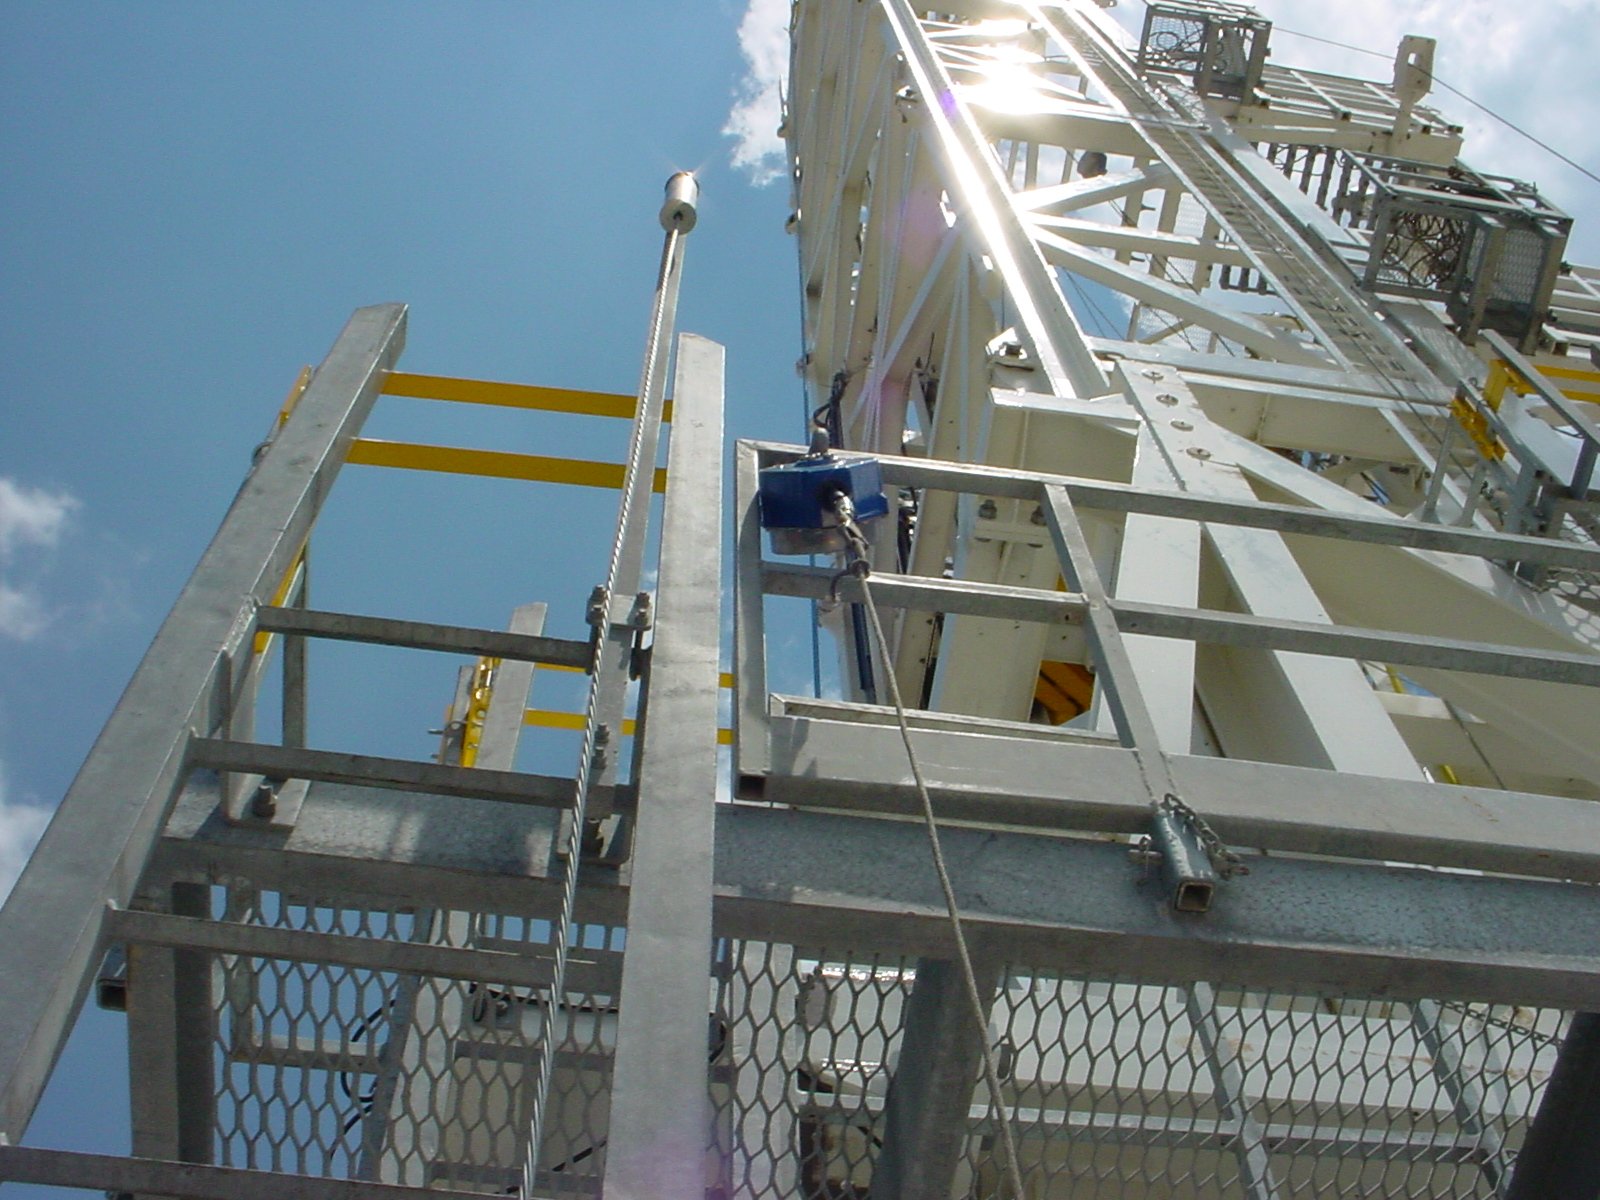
left=660, top=170, right=698, bottom=233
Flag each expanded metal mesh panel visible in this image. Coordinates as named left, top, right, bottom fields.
left=714, top=942, right=915, bottom=1198
left=1136, top=2, right=1269, bottom=100
left=1452, top=222, right=1557, bottom=338
left=714, top=945, right=1565, bottom=1199
left=208, top=885, right=618, bottom=1195
left=1140, top=13, right=1211, bottom=75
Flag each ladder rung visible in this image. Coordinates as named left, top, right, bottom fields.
left=187, top=738, right=618, bottom=813
left=256, top=606, right=591, bottom=668
left=107, top=908, right=556, bottom=990
left=522, top=709, right=735, bottom=745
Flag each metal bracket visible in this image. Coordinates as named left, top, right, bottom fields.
left=221, top=771, right=308, bottom=831
left=1130, top=794, right=1247, bottom=913
left=625, top=590, right=653, bottom=631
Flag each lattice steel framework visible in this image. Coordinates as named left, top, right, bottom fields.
left=3, top=4, right=1600, bottom=1200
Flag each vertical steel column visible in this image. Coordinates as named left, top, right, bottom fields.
left=124, top=881, right=216, bottom=1173
left=1505, top=1011, right=1600, bottom=1200
left=0, top=303, right=406, bottom=1145
left=732, top=441, right=772, bottom=785
left=603, top=333, right=725, bottom=1199
left=871, top=955, right=1004, bottom=1200
left=281, top=560, right=309, bottom=749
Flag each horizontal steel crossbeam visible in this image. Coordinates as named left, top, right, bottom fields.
left=756, top=715, right=1600, bottom=884
left=106, top=908, right=553, bottom=989
left=152, top=790, right=1600, bottom=1008
left=0, top=1146, right=541, bottom=1200
left=748, top=440, right=1600, bottom=571
left=763, top=564, right=1600, bottom=686
left=1114, top=598, right=1600, bottom=688
left=255, top=606, right=591, bottom=667
left=186, top=739, right=614, bottom=812
left=807, top=1099, right=1492, bottom=1163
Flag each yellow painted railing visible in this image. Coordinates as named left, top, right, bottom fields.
left=381, top=372, right=671, bottom=422
left=522, top=709, right=734, bottom=746
left=346, top=440, right=666, bottom=493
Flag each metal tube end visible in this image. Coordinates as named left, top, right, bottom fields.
left=1150, top=802, right=1219, bottom=913
left=660, top=172, right=699, bottom=233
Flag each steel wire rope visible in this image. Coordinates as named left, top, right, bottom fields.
left=519, top=222, right=684, bottom=1196
left=828, top=495, right=1029, bottom=1200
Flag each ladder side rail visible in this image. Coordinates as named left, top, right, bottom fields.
left=0, top=303, right=407, bottom=1146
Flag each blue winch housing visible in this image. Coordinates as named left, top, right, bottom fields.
left=758, top=453, right=888, bottom=555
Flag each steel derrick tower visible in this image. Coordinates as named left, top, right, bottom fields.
left=3, top=2, right=1600, bottom=1199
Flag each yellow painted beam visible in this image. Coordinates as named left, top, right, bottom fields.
left=347, top=439, right=667, bottom=493
left=277, top=366, right=315, bottom=430
left=1489, top=359, right=1600, bottom=407
left=534, top=663, right=735, bottom=691
left=1534, top=364, right=1600, bottom=384
left=381, top=372, right=671, bottom=422
left=524, top=709, right=733, bottom=745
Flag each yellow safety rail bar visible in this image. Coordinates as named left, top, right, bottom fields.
left=1485, top=358, right=1600, bottom=409
left=523, top=708, right=734, bottom=746
left=381, top=372, right=672, bottom=422
left=523, top=670, right=736, bottom=745
left=346, top=440, right=667, bottom=493
left=457, top=656, right=499, bottom=768
left=340, top=371, right=696, bottom=761
left=251, top=546, right=307, bottom=658
left=277, top=366, right=316, bottom=428
left=1462, top=353, right=1600, bottom=461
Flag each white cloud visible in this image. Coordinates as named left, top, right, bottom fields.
left=0, top=476, right=79, bottom=641
left=0, top=477, right=77, bottom=557
left=0, top=760, right=52, bottom=905
left=0, top=582, right=50, bottom=640
left=724, top=0, right=791, bottom=186
left=1258, top=0, right=1600, bottom=258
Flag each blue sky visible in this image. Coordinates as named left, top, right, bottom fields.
left=0, top=1, right=802, bottom=1188
left=0, top=0, right=803, bottom=862
left=2, top=0, right=1597, bottom=1189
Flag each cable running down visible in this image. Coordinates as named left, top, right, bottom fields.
left=827, top=491, right=1029, bottom=1200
